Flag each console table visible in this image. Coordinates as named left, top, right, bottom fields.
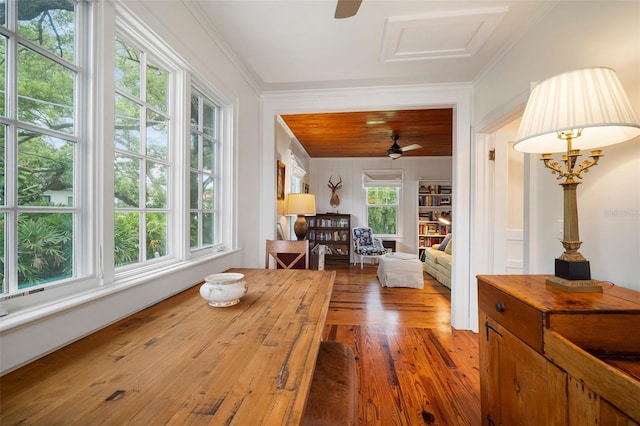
left=478, top=275, right=640, bottom=425
left=0, top=268, right=336, bottom=425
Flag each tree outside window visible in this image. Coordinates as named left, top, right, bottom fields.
left=366, top=187, right=398, bottom=235
left=363, top=170, right=403, bottom=236
left=114, top=37, right=170, bottom=267
left=189, top=88, right=220, bottom=251
left=1, top=0, right=80, bottom=291
left=0, top=2, right=232, bottom=302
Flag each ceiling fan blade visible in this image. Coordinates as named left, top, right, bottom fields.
left=335, top=0, right=362, bottom=19
left=401, top=144, right=422, bottom=152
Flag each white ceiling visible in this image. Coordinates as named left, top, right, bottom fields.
left=189, top=0, right=553, bottom=91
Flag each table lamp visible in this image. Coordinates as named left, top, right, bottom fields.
left=514, top=67, right=640, bottom=292
left=438, top=213, right=451, bottom=226
left=286, top=193, right=316, bottom=240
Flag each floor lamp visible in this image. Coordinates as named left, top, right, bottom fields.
left=514, top=67, right=640, bottom=292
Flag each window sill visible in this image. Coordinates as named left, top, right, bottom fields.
left=0, top=248, right=240, bottom=333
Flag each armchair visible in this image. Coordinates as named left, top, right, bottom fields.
left=352, top=227, right=386, bottom=269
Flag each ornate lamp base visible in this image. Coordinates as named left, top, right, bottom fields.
left=554, top=258, right=591, bottom=280
left=546, top=258, right=602, bottom=292
left=546, top=275, right=603, bottom=293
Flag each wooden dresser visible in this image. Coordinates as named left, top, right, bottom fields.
left=477, top=275, right=640, bottom=426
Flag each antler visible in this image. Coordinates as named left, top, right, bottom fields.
left=328, top=176, right=342, bottom=190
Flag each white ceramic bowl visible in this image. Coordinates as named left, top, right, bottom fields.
left=200, top=273, right=248, bottom=307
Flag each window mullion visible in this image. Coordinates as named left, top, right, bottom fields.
left=74, top=0, right=92, bottom=279
left=3, top=8, right=18, bottom=291
left=4, top=127, right=17, bottom=293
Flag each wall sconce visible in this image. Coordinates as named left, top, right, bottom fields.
left=514, top=67, right=640, bottom=292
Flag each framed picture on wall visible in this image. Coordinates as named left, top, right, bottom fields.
left=303, top=183, right=309, bottom=193
left=277, top=160, right=285, bottom=200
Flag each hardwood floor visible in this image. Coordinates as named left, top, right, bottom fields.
left=0, top=265, right=480, bottom=425
left=324, top=264, right=480, bottom=426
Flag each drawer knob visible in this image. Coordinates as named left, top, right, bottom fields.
left=495, top=302, right=505, bottom=313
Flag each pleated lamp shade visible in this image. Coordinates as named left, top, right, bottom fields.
left=514, top=67, right=640, bottom=153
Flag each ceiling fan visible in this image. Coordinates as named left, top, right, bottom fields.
left=387, top=135, right=422, bottom=159
left=335, top=0, right=362, bottom=19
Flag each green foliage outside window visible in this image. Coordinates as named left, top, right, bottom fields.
left=0, top=2, right=215, bottom=291
left=189, top=90, right=218, bottom=250
left=1, top=1, right=78, bottom=288
left=366, top=187, right=398, bottom=235
left=113, top=37, right=170, bottom=267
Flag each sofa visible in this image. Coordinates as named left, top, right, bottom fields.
left=422, top=235, right=452, bottom=289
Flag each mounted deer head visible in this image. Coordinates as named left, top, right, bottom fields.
left=328, top=176, right=342, bottom=208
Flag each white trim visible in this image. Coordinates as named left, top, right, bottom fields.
left=363, top=169, right=404, bottom=187
left=472, top=2, right=557, bottom=87
left=522, top=152, right=539, bottom=274
left=261, top=83, right=474, bottom=330
left=0, top=250, right=241, bottom=374
left=470, top=132, right=494, bottom=278
left=96, top=1, right=116, bottom=285
left=290, top=151, right=307, bottom=178
left=180, top=1, right=262, bottom=95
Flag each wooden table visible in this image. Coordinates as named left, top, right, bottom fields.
left=0, top=268, right=336, bottom=425
left=478, top=275, right=640, bottom=425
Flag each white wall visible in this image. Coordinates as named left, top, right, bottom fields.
left=474, top=1, right=640, bottom=290
left=309, top=157, right=452, bottom=256
left=274, top=119, right=313, bottom=239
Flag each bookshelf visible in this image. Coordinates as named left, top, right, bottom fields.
left=307, top=213, right=351, bottom=264
left=418, top=181, right=452, bottom=260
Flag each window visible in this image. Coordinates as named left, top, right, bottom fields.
left=189, top=88, right=221, bottom=251
left=366, top=187, right=399, bottom=234
left=114, top=36, right=171, bottom=268
left=1, top=0, right=85, bottom=293
left=0, top=2, right=234, bottom=305
left=363, top=170, right=403, bottom=236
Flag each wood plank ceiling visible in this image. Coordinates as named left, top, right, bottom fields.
left=280, top=108, right=453, bottom=158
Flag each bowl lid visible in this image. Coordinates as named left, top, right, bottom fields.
left=204, top=272, right=245, bottom=284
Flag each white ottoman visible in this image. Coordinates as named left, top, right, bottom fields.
left=377, top=253, right=424, bottom=288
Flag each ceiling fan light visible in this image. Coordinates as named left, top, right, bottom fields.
left=387, top=137, right=403, bottom=158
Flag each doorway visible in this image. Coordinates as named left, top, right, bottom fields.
left=486, top=117, right=525, bottom=274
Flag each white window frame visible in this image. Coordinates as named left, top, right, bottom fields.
left=111, top=8, right=235, bottom=276
left=0, top=0, right=92, bottom=296
left=362, top=170, right=403, bottom=237
left=189, top=85, right=225, bottom=255
left=0, top=1, right=236, bottom=313
left=111, top=30, right=178, bottom=277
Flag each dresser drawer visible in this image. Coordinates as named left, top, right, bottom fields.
left=478, top=279, right=544, bottom=353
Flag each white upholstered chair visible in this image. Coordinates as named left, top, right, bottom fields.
left=351, top=227, right=386, bottom=269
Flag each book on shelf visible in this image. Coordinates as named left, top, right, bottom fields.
left=418, top=194, right=452, bottom=207
left=419, top=183, right=452, bottom=195
left=419, top=211, right=434, bottom=220
left=420, top=210, right=451, bottom=221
